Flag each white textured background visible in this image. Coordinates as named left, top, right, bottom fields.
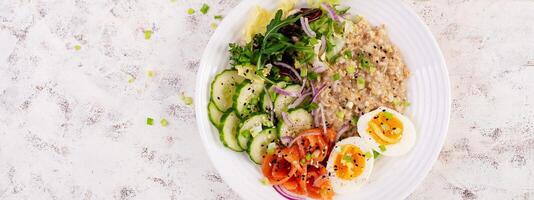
left=0, top=0, right=532, bottom=200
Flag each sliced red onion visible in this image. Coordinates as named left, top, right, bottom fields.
left=336, top=124, right=350, bottom=142
left=280, top=136, right=294, bottom=146
left=299, top=78, right=307, bottom=94
left=288, top=92, right=312, bottom=109
left=321, top=3, right=340, bottom=21
left=288, top=131, right=322, bottom=147
left=273, top=86, right=299, bottom=97
left=300, top=17, right=316, bottom=37
left=312, top=60, right=327, bottom=73
left=319, top=104, right=327, bottom=135
left=312, top=84, right=327, bottom=102
left=319, top=36, right=326, bottom=57
left=312, top=110, right=320, bottom=127
left=282, top=111, right=293, bottom=127
left=274, top=61, right=302, bottom=82
left=310, top=80, right=316, bottom=96
left=273, top=185, right=305, bottom=200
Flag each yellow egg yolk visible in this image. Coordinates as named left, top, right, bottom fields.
left=367, top=111, right=404, bottom=145
left=334, top=145, right=366, bottom=180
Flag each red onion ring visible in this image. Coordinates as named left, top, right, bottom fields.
left=319, top=35, right=326, bottom=56
left=300, top=17, right=316, bottom=37
left=280, top=136, right=294, bottom=146
left=321, top=3, right=340, bottom=21
left=274, top=61, right=302, bottom=82
left=319, top=104, right=327, bottom=135
left=282, top=112, right=293, bottom=126
left=288, top=92, right=312, bottom=109
left=336, top=124, right=350, bottom=142
left=288, top=131, right=322, bottom=147
left=273, top=86, right=299, bottom=97
left=312, top=84, right=327, bottom=102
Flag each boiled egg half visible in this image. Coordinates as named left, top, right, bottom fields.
left=357, top=107, right=416, bottom=157
left=326, top=136, right=374, bottom=193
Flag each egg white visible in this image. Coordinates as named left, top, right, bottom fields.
left=326, top=136, right=374, bottom=194
left=357, top=107, right=417, bottom=157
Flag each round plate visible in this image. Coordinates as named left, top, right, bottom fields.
left=195, top=0, right=451, bottom=199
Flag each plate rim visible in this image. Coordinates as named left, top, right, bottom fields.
left=194, top=0, right=451, bottom=199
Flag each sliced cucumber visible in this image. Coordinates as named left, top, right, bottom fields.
left=261, top=82, right=288, bottom=113
left=277, top=108, right=314, bottom=141
left=273, top=84, right=301, bottom=117
left=219, top=111, right=243, bottom=152
left=237, top=114, right=274, bottom=149
left=248, top=128, right=277, bottom=164
left=208, top=101, right=224, bottom=128
left=233, top=81, right=265, bottom=119
left=210, top=70, right=245, bottom=112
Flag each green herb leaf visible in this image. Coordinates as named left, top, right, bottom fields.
left=373, top=150, right=381, bottom=159
left=307, top=71, right=318, bottom=80
left=214, top=15, right=223, bottom=20
left=347, top=65, right=356, bottom=74
left=364, top=152, right=371, bottom=158
left=306, top=152, right=312, bottom=160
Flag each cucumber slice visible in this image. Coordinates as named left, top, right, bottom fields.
left=237, top=114, right=274, bottom=149
left=210, top=70, right=245, bottom=112
left=261, top=82, right=288, bottom=113
left=208, top=101, right=224, bottom=128
left=247, top=128, right=277, bottom=164
left=273, top=84, right=301, bottom=117
left=233, top=81, right=265, bottom=119
left=219, top=111, right=243, bottom=152
left=277, top=108, right=313, bottom=140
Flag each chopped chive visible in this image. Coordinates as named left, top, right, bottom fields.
left=300, top=68, right=308, bottom=77
left=306, top=152, right=312, bottom=160
left=210, top=22, right=218, bottom=29
left=181, top=93, right=193, bottom=106
left=307, top=71, right=318, bottom=80
left=402, top=101, right=411, bottom=107
left=74, top=44, right=81, bottom=51
left=300, top=159, right=306, bottom=165
left=144, top=30, right=152, bottom=40
left=373, top=150, right=381, bottom=159
left=357, top=77, right=365, bottom=89
left=347, top=65, right=356, bottom=74
left=147, top=70, right=155, bottom=78
left=364, top=152, right=371, bottom=158
left=351, top=116, right=359, bottom=126
left=369, top=66, right=376, bottom=73
left=344, top=50, right=353, bottom=59
left=200, top=4, right=210, bottom=14
left=383, top=112, right=393, bottom=120
left=379, top=145, right=387, bottom=151
left=333, top=73, right=341, bottom=81
left=160, top=119, right=169, bottom=127
left=335, top=111, right=344, bottom=120
left=306, top=102, right=319, bottom=111
left=146, top=117, right=154, bottom=126
left=343, top=155, right=352, bottom=162
left=260, top=177, right=270, bottom=185
left=187, top=8, right=195, bottom=15
left=214, top=15, right=223, bottom=20
left=127, top=75, right=135, bottom=83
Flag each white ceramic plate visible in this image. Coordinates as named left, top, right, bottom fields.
left=195, top=0, right=450, bottom=199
